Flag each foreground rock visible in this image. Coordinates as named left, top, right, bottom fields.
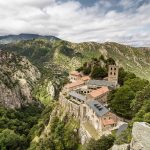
left=112, top=144, right=130, bottom=150
left=130, top=122, right=150, bottom=150
left=111, top=122, right=150, bottom=150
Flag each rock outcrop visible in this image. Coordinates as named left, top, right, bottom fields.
left=130, top=122, right=150, bottom=150
left=112, top=122, right=150, bottom=150
left=46, top=81, right=55, bottom=99
left=79, top=124, right=92, bottom=145
left=112, top=144, right=130, bottom=150
left=0, top=50, right=41, bottom=108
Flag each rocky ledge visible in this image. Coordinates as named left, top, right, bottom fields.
left=111, top=122, right=150, bottom=150
left=130, top=122, right=150, bottom=150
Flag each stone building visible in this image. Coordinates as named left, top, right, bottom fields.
left=108, top=65, right=119, bottom=84
left=63, top=80, right=85, bottom=93
left=76, top=86, right=92, bottom=95
left=87, top=86, right=109, bottom=105
left=81, top=76, right=91, bottom=83
left=59, top=90, right=86, bottom=118
left=87, top=80, right=116, bottom=90
left=59, top=65, right=120, bottom=139
left=80, top=100, right=118, bottom=132
left=69, top=71, right=82, bottom=82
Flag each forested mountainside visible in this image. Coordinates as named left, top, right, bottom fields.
left=0, top=38, right=150, bottom=81
left=0, top=50, right=80, bottom=150
left=0, top=37, right=150, bottom=150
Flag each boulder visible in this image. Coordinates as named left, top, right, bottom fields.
left=130, top=122, right=150, bottom=150
left=112, top=144, right=130, bottom=150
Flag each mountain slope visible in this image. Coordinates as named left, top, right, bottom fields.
left=0, top=50, right=41, bottom=108
left=0, top=38, right=150, bottom=81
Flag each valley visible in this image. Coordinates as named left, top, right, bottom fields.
left=0, top=35, right=150, bottom=150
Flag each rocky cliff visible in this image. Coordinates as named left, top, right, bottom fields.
left=112, top=122, right=150, bottom=150
left=130, top=122, right=150, bottom=150
left=112, top=144, right=130, bottom=150
left=0, top=50, right=41, bottom=108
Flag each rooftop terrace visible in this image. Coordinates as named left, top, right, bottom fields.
left=69, top=91, right=86, bottom=102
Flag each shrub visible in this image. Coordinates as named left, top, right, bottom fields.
left=85, top=135, right=115, bottom=150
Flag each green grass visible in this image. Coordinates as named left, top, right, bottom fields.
left=82, top=121, right=100, bottom=140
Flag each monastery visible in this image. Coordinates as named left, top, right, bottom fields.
left=59, top=65, right=124, bottom=142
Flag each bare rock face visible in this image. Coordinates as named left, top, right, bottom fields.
left=0, top=83, right=22, bottom=108
left=130, top=122, right=150, bottom=150
left=0, top=50, right=41, bottom=108
left=112, top=144, right=130, bottom=150
left=46, top=81, right=55, bottom=99
left=79, top=124, right=91, bottom=145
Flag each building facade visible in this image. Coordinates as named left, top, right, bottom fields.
left=108, top=65, right=119, bottom=84
left=59, top=65, right=120, bottom=137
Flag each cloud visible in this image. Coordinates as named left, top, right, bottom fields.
left=0, top=0, right=149, bottom=46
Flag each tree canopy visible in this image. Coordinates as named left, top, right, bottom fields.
left=85, top=135, right=115, bottom=150
left=0, top=129, right=26, bottom=150
left=108, top=77, right=149, bottom=119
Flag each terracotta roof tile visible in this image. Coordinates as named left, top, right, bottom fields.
left=89, top=86, right=109, bottom=98
left=65, top=80, right=84, bottom=89
left=81, top=76, right=91, bottom=81
left=102, top=119, right=116, bottom=126
left=70, top=71, right=81, bottom=76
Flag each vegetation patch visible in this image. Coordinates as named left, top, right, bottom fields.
left=0, top=103, right=44, bottom=150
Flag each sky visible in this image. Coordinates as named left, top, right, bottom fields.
left=0, top=0, right=150, bottom=46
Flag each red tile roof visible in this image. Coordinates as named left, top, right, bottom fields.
left=81, top=76, right=91, bottom=81
left=89, top=86, right=109, bottom=98
left=65, top=80, right=84, bottom=89
left=102, top=119, right=116, bottom=126
left=70, top=71, right=81, bottom=76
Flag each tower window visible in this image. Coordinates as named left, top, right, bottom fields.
left=110, top=72, right=112, bottom=75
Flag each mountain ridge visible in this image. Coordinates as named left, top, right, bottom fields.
left=0, top=37, right=150, bottom=81
left=0, top=35, right=150, bottom=150
left=0, top=33, right=59, bottom=44
left=0, top=33, right=150, bottom=48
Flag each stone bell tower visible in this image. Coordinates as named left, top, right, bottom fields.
left=108, top=65, right=119, bottom=84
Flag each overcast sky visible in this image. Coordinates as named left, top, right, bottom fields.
left=0, top=0, right=150, bottom=46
